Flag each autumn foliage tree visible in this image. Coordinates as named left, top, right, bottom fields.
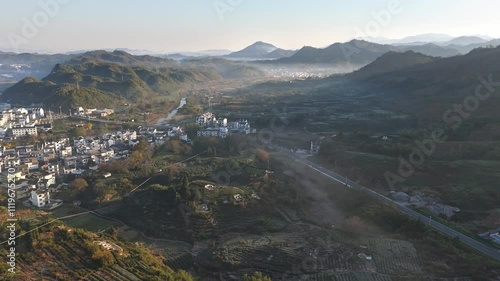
left=70, top=178, right=89, bottom=192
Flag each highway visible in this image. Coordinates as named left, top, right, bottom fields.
left=268, top=143, right=500, bottom=262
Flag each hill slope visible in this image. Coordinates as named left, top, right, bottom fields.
left=400, top=43, right=460, bottom=57
left=359, top=45, right=500, bottom=84
left=349, top=51, right=437, bottom=79
left=336, top=45, right=500, bottom=123
left=1, top=61, right=217, bottom=108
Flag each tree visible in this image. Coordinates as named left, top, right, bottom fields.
left=256, top=149, right=269, bottom=163
left=70, top=127, right=87, bottom=138
left=343, top=216, right=365, bottom=233
left=243, top=272, right=272, bottom=281
left=190, top=187, right=202, bottom=203
left=185, top=123, right=200, bottom=139
left=150, top=184, right=176, bottom=205
left=91, top=247, right=115, bottom=267
left=182, top=175, right=190, bottom=190
left=179, top=175, right=190, bottom=200
left=70, top=178, right=89, bottom=192
left=132, top=139, right=150, bottom=153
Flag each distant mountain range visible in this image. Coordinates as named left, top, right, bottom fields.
left=1, top=34, right=500, bottom=85
left=260, top=36, right=500, bottom=65
left=271, top=40, right=398, bottom=65
left=0, top=51, right=74, bottom=80
left=339, top=45, right=500, bottom=122
left=363, top=33, right=493, bottom=45
left=349, top=45, right=500, bottom=85
left=440, top=36, right=489, bottom=46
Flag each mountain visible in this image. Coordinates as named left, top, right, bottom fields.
left=451, top=38, right=500, bottom=54
left=267, top=40, right=463, bottom=66
left=2, top=76, right=120, bottom=109
left=346, top=45, right=500, bottom=88
left=364, top=33, right=455, bottom=45
left=1, top=62, right=217, bottom=109
left=164, top=53, right=192, bottom=61
left=113, top=48, right=165, bottom=56
left=264, top=48, right=297, bottom=59
left=0, top=51, right=74, bottom=80
left=350, top=51, right=437, bottom=79
left=225, top=41, right=279, bottom=59
left=68, top=50, right=178, bottom=67
left=367, top=34, right=495, bottom=46
left=181, top=49, right=233, bottom=57
left=395, top=33, right=455, bottom=44
left=330, top=45, right=500, bottom=125
left=274, top=40, right=397, bottom=65
left=1, top=50, right=268, bottom=108
left=70, top=50, right=265, bottom=80
left=441, top=36, right=489, bottom=46
left=0, top=51, right=72, bottom=65
left=401, top=43, right=461, bottom=57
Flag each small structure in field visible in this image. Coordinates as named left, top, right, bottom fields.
left=234, top=194, right=243, bottom=202
left=204, top=184, right=216, bottom=191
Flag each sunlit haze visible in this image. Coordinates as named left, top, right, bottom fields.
left=2, top=0, right=500, bottom=53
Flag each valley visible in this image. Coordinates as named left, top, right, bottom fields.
left=1, top=18, right=500, bottom=280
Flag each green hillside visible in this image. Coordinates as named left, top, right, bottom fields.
left=1, top=62, right=213, bottom=109
left=1, top=50, right=267, bottom=108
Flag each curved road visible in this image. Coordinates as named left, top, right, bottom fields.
left=268, top=144, right=500, bottom=262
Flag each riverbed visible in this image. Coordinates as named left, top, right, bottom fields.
left=155, top=97, right=187, bottom=125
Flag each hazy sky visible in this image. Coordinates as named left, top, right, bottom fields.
left=2, top=0, right=500, bottom=53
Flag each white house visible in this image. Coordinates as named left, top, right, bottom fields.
left=30, top=189, right=50, bottom=207
left=12, top=126, right=38, bottom=137
left=197, top=127, right=229, bottom=138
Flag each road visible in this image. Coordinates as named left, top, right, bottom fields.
left=268, top=143, right=500, bottom=262
left=71, top=115, right=133, bottom=125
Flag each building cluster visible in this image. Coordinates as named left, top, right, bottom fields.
left=0, top=109, right=251, bottom=209
left=2, top=146, right=58, bottom=208
left=0, top=104, right=52, bottom=139
left=66, top=130, right=139, bottom=174
left=75, top=107, right=115, bottom=117
left=139, top=125, right=192, bottom=145
left=195, top=112, right=252, bottom=138
left=479, top=228, right=500, bottom=245
left=0, top=130, right=138, bottom=208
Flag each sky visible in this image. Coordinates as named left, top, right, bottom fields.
left=1, top=0, right=500, bottom=53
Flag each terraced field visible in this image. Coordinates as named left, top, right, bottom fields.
left=197, top=222, right=474, bottom=280
left=287, top=273, right=472, bottom=281
left=10, top=224, right=193, bottom=281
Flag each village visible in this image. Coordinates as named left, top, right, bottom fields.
left=0, top=103, right=255, bottom=211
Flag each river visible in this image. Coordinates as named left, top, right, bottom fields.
left=156, top=97, right=187, bottom=125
